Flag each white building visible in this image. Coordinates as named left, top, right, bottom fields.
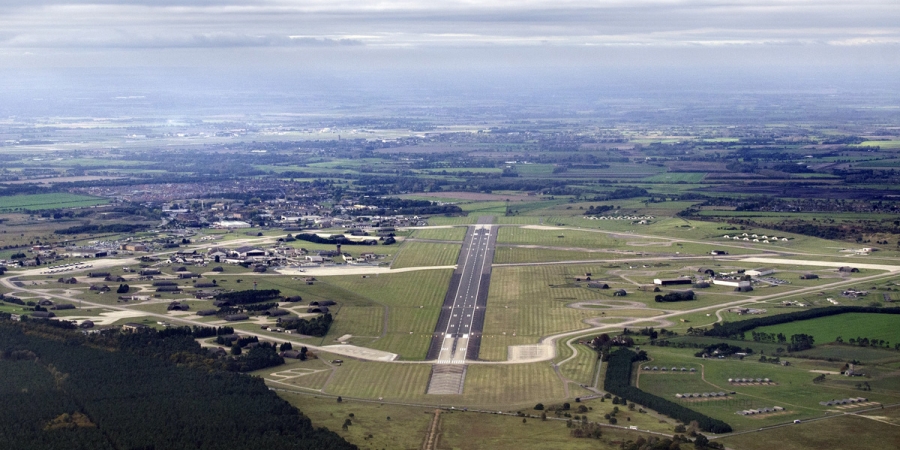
left=712, top=278, right=751, bottom=288
left=213, top=220, right=251, bottom=228
left=746, top=268, right=775, bottom=277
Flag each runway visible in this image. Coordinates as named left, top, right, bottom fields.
left=426, top=216, right=497, bottom=363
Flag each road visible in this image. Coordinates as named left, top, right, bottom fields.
left=427, top=216, right=497, bottom=363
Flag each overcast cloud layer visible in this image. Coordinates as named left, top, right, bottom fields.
left=2, top=1, right=898, bottom=64
left=0, top=1, right=898, bottom=116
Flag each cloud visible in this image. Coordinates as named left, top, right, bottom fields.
left=2, top=32, right=364, bottom=49
left=0, top=0, right=897, bottom=71
left=2, top=1, right=898, bottom=48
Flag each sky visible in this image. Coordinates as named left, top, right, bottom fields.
left=1, top=0, right=898, bottom=116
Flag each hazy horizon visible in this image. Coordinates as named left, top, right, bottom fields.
left=1, top=1, right=898, bottom=119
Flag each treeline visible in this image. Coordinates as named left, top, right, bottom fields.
left=345, top=199, right=462, bottom=216
left=185, top=325, right=235, bottom=338
left=296, top=233, right=377, bottom=245
left=655, top=291, right=695, bottom=303
left=591, top=187, right=649, bottom=201
left=604, top=348, right=733, bottom=434
left=693, top=343, right=751, bottom=358
left=279, top=314, right=333, bottom=337
left=0, top=321, right=355, bottom=449
left=585, top=205, right=614, bottom=215
left=837, top=336, right=898, bottom=350
left=55, top=223, right=148, bottom=235
left=704, top=306, right=900, bottom=339
left=214, top=289, right=281, bottom=305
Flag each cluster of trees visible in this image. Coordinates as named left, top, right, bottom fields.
left=750, top=331, right=788, bottom=343
left=295, top=233, right=377, bottom=246
left=836, top=336, right=897, bottom=350
left=620, top=327, right=678, bottom=340
left=748, top=331, right=812, bottom=351
left=604, top=349, right=733, bottom=434
left=55, top=223, right=147, bottom=235
left=110, top=326, right=283, bottom=373
left=787, top=334, right=815, bottom=352
left=0, top=321, right=354, bottom=449
left=610, top=435, right=696, bottom=450
left=590, top=333, right=643, bottom=361
left=704, top=306, right=900, bottom=339
left=229, top=342, right=285, bottom=372
left=0, top=294, right=24, bottom=305
left=214, top=289, right=281, bottom=305
left=758, top=355, right=784, bottom=365
left=568, top=420, right=604, bottom=440
left=278, top=314, right=333, bottom=337
left=693, top=343, right=752, bottom=358
left=240, top=302, right=279, bottom=312
left=654, top=291, right=695, bottom=303
left=188, top=325, right=234, bottom=338
left=584, top=204, right=614, bottom=215
left=350, top=198, right=462, bottom=216
left=591, top=187, right=649, bottom=201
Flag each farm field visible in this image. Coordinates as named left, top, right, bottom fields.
left=642, top=172, right=707, bottom=183
left=753, top=313, right=900, bottom=346
left=391, top=241, right=461, bottom=269
left=717, top=411, right=900, bottom=450
left=0, top=193, right=108, bottom=212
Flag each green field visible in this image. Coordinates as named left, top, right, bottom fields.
left=278, top=389, right=677, bottom=450
left=643, top=172, right=707, bottom=183
left=855, top=140, right=900, bottom=149
left=0, top=193, right=108, bottom=212
left=324, top=270, right=452, bottom=359
left=558, top=343, right=601, bottom=387
left=717, top=411, right=900, bottom=450
left=411, top=226, right=468, bottom=241
left=391, top=241, right=461, bottom=269
left=426, top=215, right=480, bottom=226
left=277, top=391, right=433, bottom=450
left=754, top=313, right=900, bottom=346
left=494, top=247, right=613, bottom=264
left=497, top=227, right=624, bottom=249
left=480, top=265, right=617, bottom=358
left=634, top=340, right=900, bottom=431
